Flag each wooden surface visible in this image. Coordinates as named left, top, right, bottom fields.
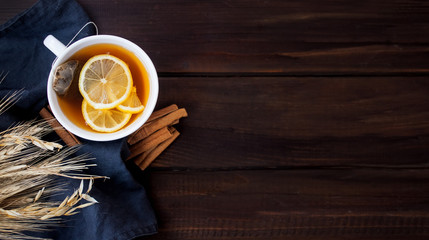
left=3, top=0, right=429, bottom=239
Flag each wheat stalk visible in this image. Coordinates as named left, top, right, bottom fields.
left=0, top=82, right=106, bottom=239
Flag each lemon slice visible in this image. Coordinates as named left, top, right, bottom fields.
left=79, top=54, right=133, bottom=109
left=117, top=87, right=145, bottom=113
left=82, top=99, right=132, bottom=133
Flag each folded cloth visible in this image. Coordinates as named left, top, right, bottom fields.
left=0, top=0, right=158, bottom=239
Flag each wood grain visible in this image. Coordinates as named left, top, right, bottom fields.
left=150, top=76, right=429, bottom=169
left=76, top=0, right=429, bottom=74
left=135, top=169, right=429, bottom=240
left=5, top=0, right=429, bottom=74
left=2, top=1, right=429, bottom=239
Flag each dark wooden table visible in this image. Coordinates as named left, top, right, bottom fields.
left=3, top=0, right=429, bottom=239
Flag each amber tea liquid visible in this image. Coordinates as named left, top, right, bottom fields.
left=57, top=44, right=150, bottom=132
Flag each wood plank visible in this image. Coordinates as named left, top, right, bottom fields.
left=157, top=76, right=429, bottom=138
left=148, top=76, right=429, bottom=168
left=132, top=169, right=429, bottom=240
left=4, top=0, right=429, bottom=74
left=75, top=0, right=429, bottom=74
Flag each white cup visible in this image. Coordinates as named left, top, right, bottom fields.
left=43, top=35, right=158, bottom=141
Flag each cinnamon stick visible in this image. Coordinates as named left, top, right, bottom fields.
left=39, top=107, right=80, bottom=147
left=127, top=104, right=178, bottom=145
left=135, top=127, right=180, bottom=171
left=132, top=126, right=178, bottom=166
left=127, top=105, right=179, bottom=145
left=127, top=108, right=187, bottom=145
left=128, top=126, right=173, bottom=159
left=146, top=104, right=178, bottom=123
left=133, top=147, right=152, bottom=166
left=39, top=103, right=186, bottom=172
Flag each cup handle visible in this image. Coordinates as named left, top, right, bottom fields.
left=43, top=35, right=67, bottom=57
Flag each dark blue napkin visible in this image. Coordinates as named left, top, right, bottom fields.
left=0, top=0, right=157, bottom=239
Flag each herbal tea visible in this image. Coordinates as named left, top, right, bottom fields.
left=56, top=43, right=150, bottom=133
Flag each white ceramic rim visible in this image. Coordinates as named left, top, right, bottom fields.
left=47, top=35, right=158, bottom=141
